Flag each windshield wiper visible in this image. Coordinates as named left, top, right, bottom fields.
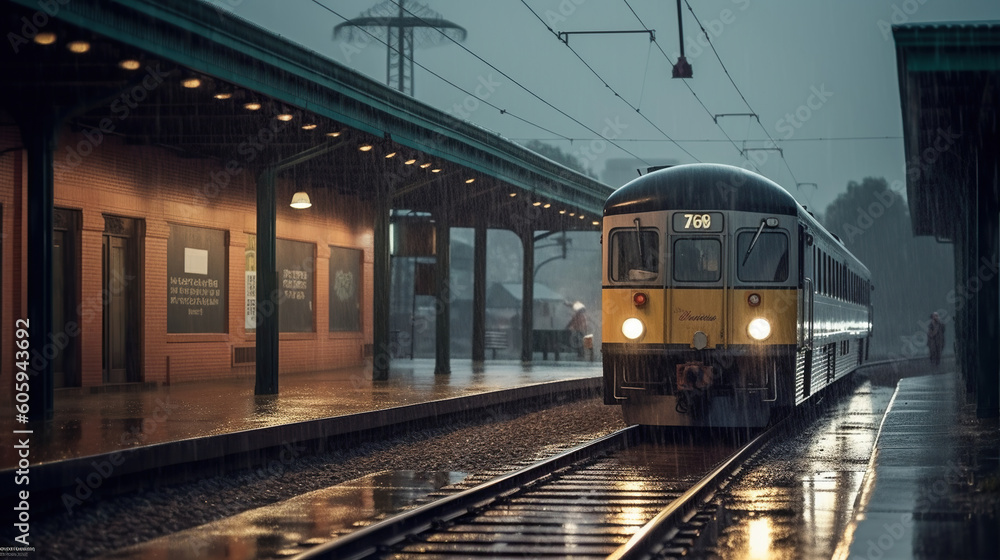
left=634, top=217, right=644, bottom=266
left=742, top=219, right=767, bottom=267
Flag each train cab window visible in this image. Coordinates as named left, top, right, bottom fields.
left=610, top=229, right=659, bottom=282
left=673, top=238, right=721, bottom=282
left=737, top=231, right=788, bottom=282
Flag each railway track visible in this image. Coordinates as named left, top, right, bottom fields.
left=292, top=421, right=783, bottom=560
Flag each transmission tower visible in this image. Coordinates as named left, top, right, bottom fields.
left=335, top=0, right=467, bottom=96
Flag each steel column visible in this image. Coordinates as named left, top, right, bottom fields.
left=472, top=219, right=487, bottom=366
left=520, top=228, right=535, bottom=364
left=255, top=168, right=279, bottom=395
left=24, top=114, right=57, bottom=421
left=975, top=148, right=999, bottom=418
left=373, top=189, right=392, bottom=380
left=434, top=205, right=451, bottom=375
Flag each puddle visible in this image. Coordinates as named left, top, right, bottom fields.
left=104, top=470, right=468, bottom=559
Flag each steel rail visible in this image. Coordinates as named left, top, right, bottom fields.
left=607, top=419, right=788, bottom=560
left=291, top=425, right=641, bottom=560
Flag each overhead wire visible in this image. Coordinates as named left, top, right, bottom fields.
left=368, top=0, right=656, bottom=167
left=620, top=0, right=751, bottom=168
left=519, top=0, right=701, bottom=163
left=681, top=0, right=800, bottom=185
left=310, top=0, right=573, bottom=143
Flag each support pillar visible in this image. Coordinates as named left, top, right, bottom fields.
left=472, top=220, right=487, bottom=366
left=255, top=168, right=279, bottom=395
left=974, top=149, right=999, bottom=418
left=520, top=228, right=535, bottom=364
left=24, top=114, right=57, bottom=421
left=373, top=190, right=392, bottom=380
left=434, top=207, right=451, bottom=375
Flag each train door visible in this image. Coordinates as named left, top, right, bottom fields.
left=800, top=225, right=814, bottom=398
left=102, top=214, right=142, bottom=384
left=53, top=208, right=81, bottom=388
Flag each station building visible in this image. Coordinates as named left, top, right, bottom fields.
left=0, top=0, right=610, bottom=418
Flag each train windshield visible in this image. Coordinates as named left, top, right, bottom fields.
left=610, top=229, right=659, bottom=281
left=672, top=239, right=721, bottom=282
left=737, top=231, right=788, bottom=282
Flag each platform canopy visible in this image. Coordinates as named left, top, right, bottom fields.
left=0, top=0, right=612, bottom=230
left=893, top=22, right=1000, bottom=239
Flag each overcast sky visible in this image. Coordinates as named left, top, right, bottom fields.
left=208, top=0, right=997, bottom=213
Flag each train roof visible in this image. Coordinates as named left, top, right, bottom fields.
left=604, top=163, right=799, bottom=217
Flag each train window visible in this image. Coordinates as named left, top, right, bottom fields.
left=672, top=238, right=721, bottom=282
left=737, top=231, right=788, bottom=282
left=610, top=228, right=659, bottom=282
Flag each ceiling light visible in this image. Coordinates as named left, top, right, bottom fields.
left=559, top=209, right=566, bottom=214
left=543, top=203, right=551, bottom=208
left=213, top=92, right=232, bottom=100
left=431, top=168, right=442, bottom=173
left=532, top=201, right=542, bottom=207
left=326, top=131, right=341, bottom=138
left=465, top=178, right=475, bottom=184
left=301, top=123, right=317, bottom=130
left=384, top=152, right=397, bottom=158
left=119, top=59, right=141, bottom=71
left=404, top=158, right=417, bottom=165
left=359, top=143, right=373, bottom=152
left=509, top=193, right=517, bottom=197
left=290, top=191, right=312, bottom=209
left=182, top=78, right=202, bottom=89
left=276, top=113, right=294, bottom=121
left=66, top=41, right=90, bottom=53
left=592, top=221, right=599, bottom=226
left=243, top=102, right=261, bottom=111
left=33, top=32, right=56, bottom=45
left=419, top=162, right=431, bottom=168
left=579, top=215, right=585, bottom=219
left=569, top=212, right=576, bottom=217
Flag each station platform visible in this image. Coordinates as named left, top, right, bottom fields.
left=0, top=359, right=602, bottom=502
left=837, top=366, right=999, bottom=559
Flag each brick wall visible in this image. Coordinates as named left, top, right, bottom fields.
left=1, top=125, right=374, bottom=387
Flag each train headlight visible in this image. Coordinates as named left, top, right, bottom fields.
left=622, top=318, right=644, bottom=340
left=747, top=318, right=771, bottom=341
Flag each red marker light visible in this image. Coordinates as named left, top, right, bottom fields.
left=633, top=292, right=648, bottom=307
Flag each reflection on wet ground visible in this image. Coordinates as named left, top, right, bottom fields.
left=701, top=358, right=998, bottom=560
left=0, top=359, right=600, bottom=467
left=709, top=375, right=892, bottom=560
left=102, top=470, right=467, bottom=560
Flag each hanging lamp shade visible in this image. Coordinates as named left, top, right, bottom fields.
left=290, top=191, right=312, bottom=209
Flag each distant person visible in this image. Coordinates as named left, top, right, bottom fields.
left=566, top=301, right=588, bottom=359
left=927, top=312, right=945, bottom=366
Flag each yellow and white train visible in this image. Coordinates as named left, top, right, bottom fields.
left=601, top=164, right=873, bottom=427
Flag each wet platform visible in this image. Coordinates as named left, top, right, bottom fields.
left=837, top=369, right=999, bottom=559
left=0, top=359, right=601, bottom=500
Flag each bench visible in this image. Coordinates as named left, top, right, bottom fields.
left=532, top=329, right=573, bottom=361
left=485, top=329, right=509, bottom=359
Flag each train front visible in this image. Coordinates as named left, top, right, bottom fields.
left=601, top=164, right=801, bottom=427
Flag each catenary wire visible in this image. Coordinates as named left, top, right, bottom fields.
left=519, top=0, right=701, bottom=163
left=367, top=0, right=657, bottom=167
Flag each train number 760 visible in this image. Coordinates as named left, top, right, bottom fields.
left=683, top=213, right=712, bottom=229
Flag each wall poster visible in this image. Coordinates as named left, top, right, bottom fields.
left=246, top=235, right=315, bottom=333
left=167, top=224, right=227, bottom=333
left=329, top=246, right=362, bottom=332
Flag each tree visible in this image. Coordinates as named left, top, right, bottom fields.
left=523, top=140, right=596, bottom=179
left=823, top=177, right=953, bottom=358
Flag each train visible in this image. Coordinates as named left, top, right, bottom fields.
left=601, top=163, right=873, bottom=427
